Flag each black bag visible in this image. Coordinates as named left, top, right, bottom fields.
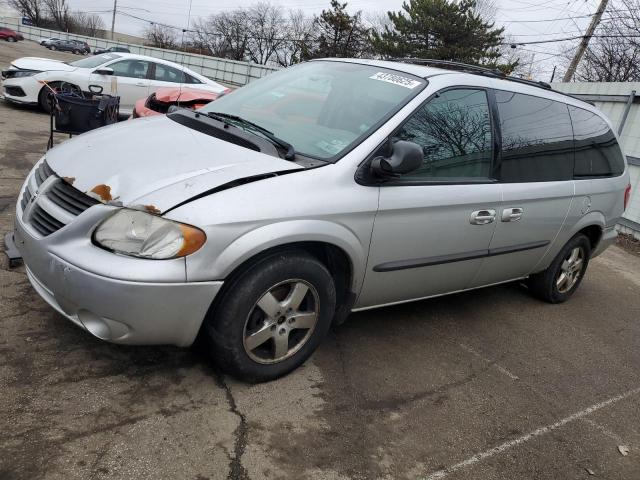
left=53, top=92, right=120, bottom=134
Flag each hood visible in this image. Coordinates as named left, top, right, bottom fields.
left=12, top=57, right=76, bottom=72
left=154, top=87, right=220, bottom=103
left=46, top=115, right=303, bottom=213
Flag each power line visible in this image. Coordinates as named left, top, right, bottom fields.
left=499, top=13, right=594, bottom=23
left=508, top=33, right=640, bottom=46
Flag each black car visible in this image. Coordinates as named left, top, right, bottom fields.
left=70, top=39, right=91, bottom=54
left=93, top=46, right=130, bottom=55
left=48, top=39, right=86, bottom=54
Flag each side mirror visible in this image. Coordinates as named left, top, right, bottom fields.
left=370, top=140, right=423, bottom=178
left=94, top=67, right=114, bottom=76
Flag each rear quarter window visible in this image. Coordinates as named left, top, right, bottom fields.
left=495, top=91, right=574, bottom=182
left=569, top=106, right=625, bottom=178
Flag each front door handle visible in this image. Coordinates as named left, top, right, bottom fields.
left=470, top=209, right=496, bottom=225
left=501, top=207, right=524, bottom=222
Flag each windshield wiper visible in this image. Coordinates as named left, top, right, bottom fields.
left=205, top=111, right=296, bottom=160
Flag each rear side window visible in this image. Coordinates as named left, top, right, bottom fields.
left=186, top=74, right=202, bottom=84
left=393, top=88, right=493, bottom=181
left=569, top=106, right=625, bottom=177
left=496, top=91, right=574, bottom=182
left=109, top=60, right=150, bottom=79
left=154, top=63, right=186, bottom=83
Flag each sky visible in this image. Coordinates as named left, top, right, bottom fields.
left=10, top=0, right=608, bottom=79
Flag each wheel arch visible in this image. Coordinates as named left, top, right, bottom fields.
left=532, top=211, right=607, bottom=275
left=196, top=220, right=367, bottom=327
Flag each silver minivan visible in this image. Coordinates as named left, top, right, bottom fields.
left=10, top=59, right=631, bottom=382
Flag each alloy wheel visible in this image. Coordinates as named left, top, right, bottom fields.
left=243, top=279, right=319, bottom=364
left=556, top=247, right=584, bottom=293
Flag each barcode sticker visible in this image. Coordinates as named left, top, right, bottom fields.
left=369, top=72, right=422, bottom=89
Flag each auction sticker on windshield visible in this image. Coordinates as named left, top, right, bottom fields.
left=369, top=72, right=422, bottom=89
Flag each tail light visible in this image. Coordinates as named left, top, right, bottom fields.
left=624, top=184, right=631, bottom=211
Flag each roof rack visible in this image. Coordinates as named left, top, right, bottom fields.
left=391, top=58, right=552, bottom=91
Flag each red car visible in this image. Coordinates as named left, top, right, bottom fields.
left=132, top=87, right=228, bottom=118
left=0, top=27, right=24, bottom=42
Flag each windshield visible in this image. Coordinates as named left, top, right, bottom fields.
left=199, top=61, right=426, bottom=160
left=69, top=53, right=121, bottom=69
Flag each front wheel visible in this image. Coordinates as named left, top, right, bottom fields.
left=7, top=36, right=16, bottom=42
left=38, top=82, right=79, bottom=114
left=50, top=45, right=56, bottom=51
left=204, top=251, right=336, bottom=382
left=527, top=233, right=591, bottom=303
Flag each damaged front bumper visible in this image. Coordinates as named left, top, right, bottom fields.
left=13, top=209, right=222, bottom=347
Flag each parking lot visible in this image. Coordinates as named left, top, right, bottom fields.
left=1, top=40, right=640, bottom=480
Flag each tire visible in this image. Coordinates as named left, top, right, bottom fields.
left=50, top=45, right=56, bottom=51
left=38, top=82, right=81, bottom=114
left=8, top=36, right=16, bottom=42
left=38, top=83, right=56, bottom=114
left=527, top=233, right=591, bottom=303
left=204, top=250, right=336, bottom=382
left=73, top=49, right=79, bottom=54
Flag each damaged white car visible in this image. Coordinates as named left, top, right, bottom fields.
left=1, top=52, right=225, bottom=116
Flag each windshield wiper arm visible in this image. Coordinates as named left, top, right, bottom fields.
left=205, top=111, right=296, bottom=160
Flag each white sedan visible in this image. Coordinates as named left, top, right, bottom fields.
left=1, top=52, right=227, bottom=116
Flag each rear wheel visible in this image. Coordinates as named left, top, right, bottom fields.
left=527, top=233, right=591, bottom=303
left=7, top=36, right=16, bottom=42
left=50, top=45, right=56, bottom=51
left=204, top=251, right=336, bottom=382
left=73, top=49, right=79, bottom=54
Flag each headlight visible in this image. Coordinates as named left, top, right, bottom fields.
left=93, top=209, right=206, bottom=259
left=7, top=69, right=41, bottom=78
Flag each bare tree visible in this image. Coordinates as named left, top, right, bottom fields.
left=560, top=2, right=640, bottom=82
left=275, top=9, right=314, bottom=66
left=144, top=24, right=177, bottom=49
left=245, top=2, right=285, bottom=65
left=190, top=10, right=250, bottom=60
left=8, top=0, right=45, bottom=26
left=44, top=0, right=71, bottom=31
left=572, top=23, right=639, bottom=81
left=472, top=0, right=498, bottom=22
left=70, top=11, right=105, bottom=37
left=85, top=13, right=106, bottom=38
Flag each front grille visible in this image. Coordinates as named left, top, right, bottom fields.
left=48, top=179, right=99, bottom=216
left=35, top=161, right=53, bottom=185
left=20, top=184, right=31, bottom=211
left=30, top=204, right=65, bottom=236
left=21, top=160, right=100, bottom=237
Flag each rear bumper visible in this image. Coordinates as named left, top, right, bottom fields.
left=14, top=212, right=223, bottom=347
left=591, top=225, right=617, bottom=258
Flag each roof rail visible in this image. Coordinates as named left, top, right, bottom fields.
left=391, top=58, right=552, bottom=91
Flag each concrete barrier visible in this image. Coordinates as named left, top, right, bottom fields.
left=0, top=17, right=280, bottom=86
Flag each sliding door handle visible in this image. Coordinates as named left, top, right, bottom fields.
left=502, top=207, right=524, bottom=222
left=470, top=209, right=496, bottom=225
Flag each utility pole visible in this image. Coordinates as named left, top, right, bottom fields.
left=110, top=0, right=117, bottom=41
left=563, top=0, right=609, bottom=82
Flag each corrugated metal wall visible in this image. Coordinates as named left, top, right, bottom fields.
left=0, top=18, right=279, bottom=86
left=553, top=82, right=640, bottom=238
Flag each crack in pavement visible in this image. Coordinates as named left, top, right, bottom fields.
left=215, top=372, right=250, bottom=480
